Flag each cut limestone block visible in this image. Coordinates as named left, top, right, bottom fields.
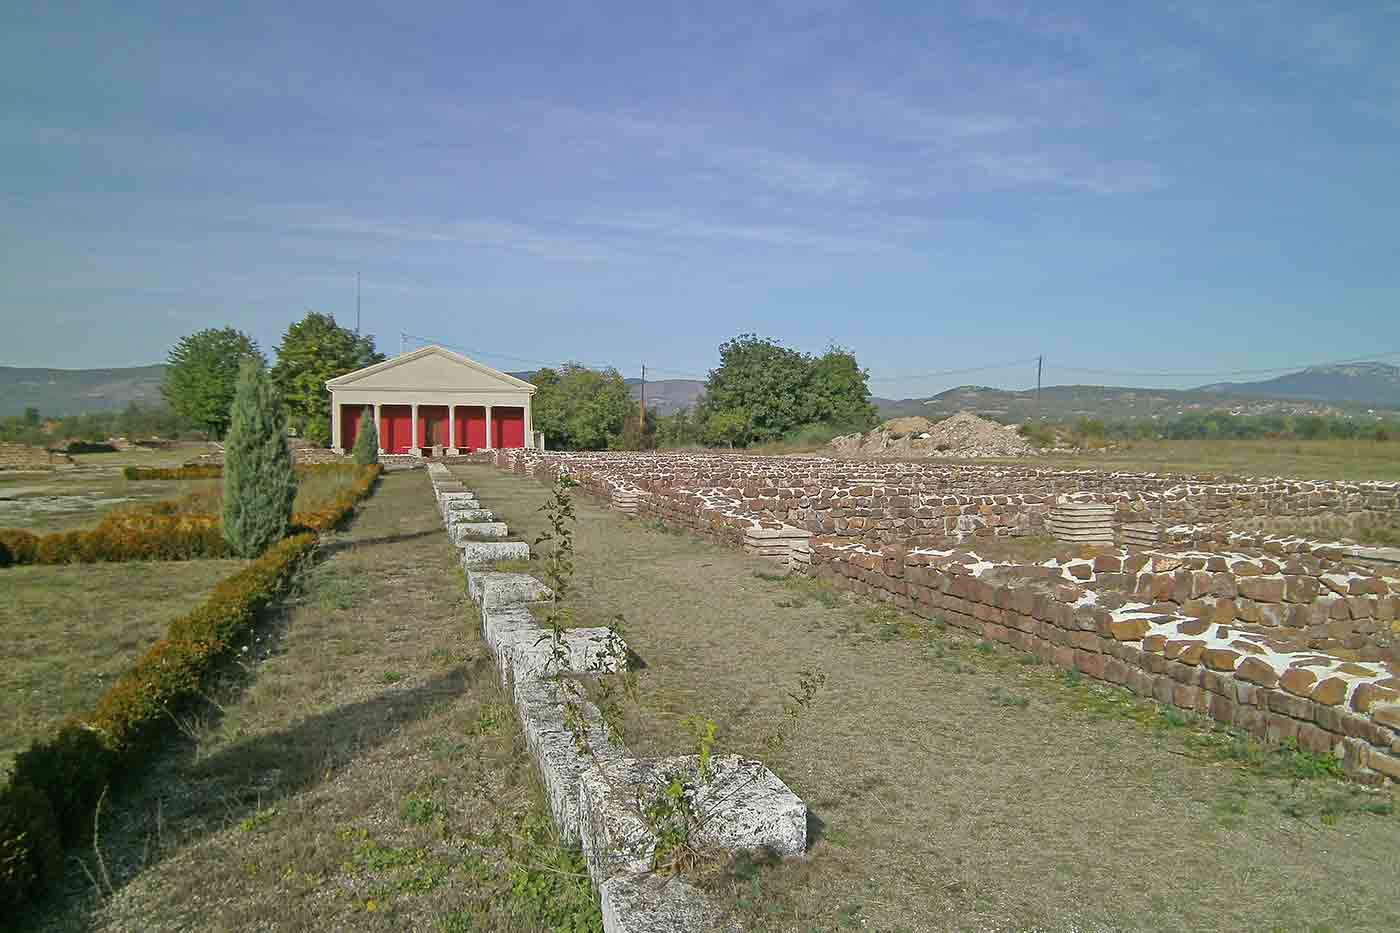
left=459, top=540, right=531, bottom=568
left=450, top=522, right=510, bottom=544
left=481, top=605, right=539, bottom=655
left=515, top=676, right=629, bottom=840
left=579, top=754, right=808, bottom=883
left=467, top=570, right=552, bottom=609
left=496, top=625, right=628, bottom=686
left=600, top=875, right=741, bottom=933
left=439, top=491, right=481, bottom=509
left=445, top=508, right=496, bottom=523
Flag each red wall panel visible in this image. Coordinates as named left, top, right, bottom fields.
left=493, top=407, right=525, bottom=449
left=455, top=406, right=486, bottom=450
left=340, top=404, right=362, bottom=450
left=380, top=405, right=413, bottom=453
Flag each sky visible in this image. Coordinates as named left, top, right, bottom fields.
left=2, top=1, right=1398, bottom=398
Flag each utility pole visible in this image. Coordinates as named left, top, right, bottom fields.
left=639, top=364, right=646, bottom=426
left=400, top=332, right=406, bottom=355
left=1036, top=355, right=1043, bottom=422
left=355, top=272, right=361, bottom=334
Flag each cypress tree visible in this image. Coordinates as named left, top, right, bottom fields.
left=351, top=405, right=379, bottom=465
left=222, top=358, right=297, bottom=557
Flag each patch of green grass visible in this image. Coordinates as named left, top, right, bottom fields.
left=400, top=796, right=439, bottom=825
left=987, top=686, right=1029, bottom=708
left=381, top=671, right=405, bottom=684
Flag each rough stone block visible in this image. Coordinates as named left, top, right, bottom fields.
left=599, top=875, right=740, bottom=933
left=450, top=522, right=510, bottom=544
left=459, top=540, right=531, bottom=567
left=467, top=570, right=553, bottom=608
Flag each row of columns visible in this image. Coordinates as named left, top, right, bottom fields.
left=374, top=402, right=495, bottom=455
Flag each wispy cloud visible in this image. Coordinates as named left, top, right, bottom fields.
left=295, top=216, right=620, bottom=263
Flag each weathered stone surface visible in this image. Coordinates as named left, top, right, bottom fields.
left=1312, top=677, right=1348, bottom=707
left=459, top=540, right=531, bottom=568
left=1279, top=667, right=1317, bottom=697
left=1202, top=648, right=1241, bottom=672
left=449, top=521, right=510, bottom=544
left=497, top=625, right=627, bottom=687
left=1352, top=683, right=1400, bottom=714
left=467, top=570, right=553, bottom=608
left=445, top=508, right=496, bottom=523
left=600, top=875, right=740, bottom=933
left=1235, top=657, right=1280, bottom=688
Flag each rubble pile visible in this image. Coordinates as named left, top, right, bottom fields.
left=831, top=413, right=1037, bottom=458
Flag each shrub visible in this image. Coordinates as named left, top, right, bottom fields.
left=0, top=782, right=62, bottom=909
left=123, top=464, right=223, bottom=480
left=222, top=359, right=296, bottom=558
left=351, top=406, right=379, bottom=466
left=0, top=530, right=38, bottom=565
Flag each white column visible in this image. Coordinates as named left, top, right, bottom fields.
left=330, top=400, right=342, bottom=453
left=411, top=402, right=420, bottom=456
left=484, top=405, right=493, bottom=450
left=448, top=404, right=457, bottom=453
left=373, top=403, right=382, bottom=451
left=524, top=395, right=533, bottom=449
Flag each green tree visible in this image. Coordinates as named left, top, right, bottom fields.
left=808, top=345, right=878, bottom=431
left=22, top=407, right=39, bottom=427
left=351, top=405, right=379, bottom=465
left=701, top=335, right=815, bottom=444
left=161, top=328, right=266, bottom=438
left=222, top=359, right=296, bottom=558
left=270, top=312, right=384, bottom=446
left=609, top=409, right=657, bottom=450
left=655, top=408, right=703, bottom=449
left=703, top=408, right=753, bottom=448
left=531, top=363, right=632, bottom=449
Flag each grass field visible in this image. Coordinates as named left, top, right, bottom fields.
left=978, top=438, right=1400, bottom=482
left=462, top=463, right=1400, bottom=933
left=22, top=470, right=598, bottom=932
left=1, top=559, right=247, bottom=773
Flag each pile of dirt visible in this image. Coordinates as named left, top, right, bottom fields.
left=830, top=412, right=1037, bottom=458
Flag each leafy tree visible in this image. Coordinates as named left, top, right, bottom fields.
left=351, top=405, right=379, bottom=465
left=703, top=408, right=753, bottom=448
left=161, top=328, right=266, bottom=438
left=270, top=312, right=384, bottom=446
left=700, top=335, right=877, bottom=445
left=655, top=408, right=704, bottom=448
left=808, top=345, right=878, bottom=432
left=531, top=363, right=632, bottom=449
left=701, top=335, right=815, bottom=444
left=222, top=358, right=296, bottom=557
left=609, top=409, right=657, bottom=450
left=22, top=407, right=39, bottom=427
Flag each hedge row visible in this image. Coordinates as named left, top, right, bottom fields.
left=0, top=464, right=381, bottom=906
left=0, top=465, right=381, bottom=566
left=122, top=464, right=223, bottom=480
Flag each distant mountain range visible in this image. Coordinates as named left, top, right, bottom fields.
left=0, top=365, right=167, bottom=417
left=874, top=363, right=1400, bottom=424
left=5, top=361, right=1397, bottom=423
left=1198, top=362, right=1400, bottom=407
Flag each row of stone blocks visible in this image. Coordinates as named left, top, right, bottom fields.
left=434, top=467, right=810, bottom=930
left=426, top=463, right=530, bottom=567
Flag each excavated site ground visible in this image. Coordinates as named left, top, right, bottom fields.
left=459, top=461, right=1400, bottom=933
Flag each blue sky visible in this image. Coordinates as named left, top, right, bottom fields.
left=2, top=1, right=1398, bottom=398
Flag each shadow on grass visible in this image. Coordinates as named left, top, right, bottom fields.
left=17, top=665, right=478, bottom=931
left=317, top=526, right=443, bottom=557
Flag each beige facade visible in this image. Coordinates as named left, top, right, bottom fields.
left=326, top=345, right=538, bottom=455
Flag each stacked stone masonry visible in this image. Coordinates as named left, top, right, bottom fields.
left=490, top=450, right=1400, bottom=785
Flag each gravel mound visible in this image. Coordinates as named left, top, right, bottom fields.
left=831, top=412, right=1036, bottom=458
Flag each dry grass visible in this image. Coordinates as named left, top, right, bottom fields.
left=1010, top=438, right=1400, bottom=482
left=462, top=464, right=1400, bottom=933
left=0, top=559, right=248, bottom=774
left=20, top=470, right=599, bottom=933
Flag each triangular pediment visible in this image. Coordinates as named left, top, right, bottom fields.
left=326, top=345, right=535, bottom=392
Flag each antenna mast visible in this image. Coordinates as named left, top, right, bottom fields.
left=355, top=272, right=361, bottom=334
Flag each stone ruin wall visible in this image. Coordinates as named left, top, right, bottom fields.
left=497, top=450, right=1400, bottom=549
left=491, top=449, right=1400, bottom=785
left=0, top=443, right=74, bottom=470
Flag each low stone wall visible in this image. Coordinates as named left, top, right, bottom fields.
left=1058, top=550, right=1400, bottom=662
left=808, top=541, right=1400, bottom=785
left=0, top=443, right=73, bottom=470
left=490, top=450, right=1400, bottom=547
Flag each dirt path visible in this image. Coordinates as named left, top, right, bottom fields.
left=25, top=470, right=597, bottom=933
left=462, top=464, right=1400, bottom=933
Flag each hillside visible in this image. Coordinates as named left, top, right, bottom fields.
left=0, top=365, right=167, bottom=417
left=1199, top=362, right=1400, bottom=407
left=626, top=378, right=705, bottom=416
left=873, top=383, right=1392, bottom=425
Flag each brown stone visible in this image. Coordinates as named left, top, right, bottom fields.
left=1177, top=618, right=1211, bottom=636
left=1371, top=704, right=1400, bottom=731
left=1312, top=677, right=1348, bottom=707
left=1352, top=683, right=1400, bottom=714
left=1108, top=618, right=1152, bottom=641
left=1141, top=634, right=1167, bottom=654
left=1279, top=667, right=1318, bottom=697
left=1369, top=750, right=1400, bottom=781
left=1235, top=657, right=1280, bottom=688
left=1295, top=722, right=1335, bottom=757
left=1202, top=648, right=1241, bottom=672
left=1212, top=599, right=1237, bottom=623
